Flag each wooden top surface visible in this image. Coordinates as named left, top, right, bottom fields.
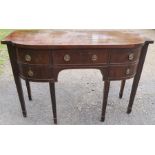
left=1, top=30, right=153, bottom=48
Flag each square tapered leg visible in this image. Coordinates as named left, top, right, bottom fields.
left=101, top=81, right=110, bottom=122
left=49, top=82, right=57, bottom=124
left=119, top=80, right=126, bottom=99
left=25, top=80, right=32, bottom=101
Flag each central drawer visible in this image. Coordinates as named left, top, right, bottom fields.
left=53, top=49, right=108, bottom=65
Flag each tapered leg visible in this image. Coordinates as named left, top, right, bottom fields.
left=49, top=82, right=57, bottom=124
left=127, top=43, right=150, bottom=114
left=119, top=80, right=126, bottom=99
left=101, top=81, right=110, bottom=122
left=14, top=76, right=27, bottom=117
left=25, top=80, right=32, bottom=101
left=7, top=44, right=27, bottom=117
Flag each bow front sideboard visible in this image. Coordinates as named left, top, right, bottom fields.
left=1, top=30, right=153, bottom=124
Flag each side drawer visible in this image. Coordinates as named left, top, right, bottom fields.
left=18, top=64, right=52, bottom=80
left=108, top=64, right=138, bottom=80
left=16, top=48, right=50, bottom=64
left=109, top=47, right=142, bottom=64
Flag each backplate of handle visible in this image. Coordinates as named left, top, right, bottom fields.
left=64, top=54, right=71, bottom=62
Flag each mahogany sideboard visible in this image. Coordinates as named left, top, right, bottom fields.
left=1, top=30, right=154, bottom=124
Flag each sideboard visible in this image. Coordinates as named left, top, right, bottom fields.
left=1, top=30, right=153, bottom=124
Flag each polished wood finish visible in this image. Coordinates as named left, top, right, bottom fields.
left=2, top=30, right=152, bottom=48
left=1, top=30, right=153, bottom=124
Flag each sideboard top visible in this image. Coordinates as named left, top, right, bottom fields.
left=1, top=30, right=154, bottom=48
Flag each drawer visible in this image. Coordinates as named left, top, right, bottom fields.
left=110, top=47, right=141, bottom=64
left=53, top=49, right=108, bottom=65
left=16, top=48, right=50, bottom=64
left=18, top=65, right=52, bottom=80
left=108, top=64, right=138, bottom=80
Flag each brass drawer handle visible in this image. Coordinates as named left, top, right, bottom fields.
left=128, top=53, right=134, bottom=61
left=28, top=70, right=34, bottom=77
left=25, top=54, right=31, bottom=62
left=64, top=54, right=71, bottom=62
left=126, top=68, right=130, bottom=75
left=92, top=54, right=98, bottom=61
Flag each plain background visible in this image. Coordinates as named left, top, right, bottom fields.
left=0, top=0, right=155, bottom=155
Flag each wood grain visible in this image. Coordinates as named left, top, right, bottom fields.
left=2, top=30, right=153, bottom=48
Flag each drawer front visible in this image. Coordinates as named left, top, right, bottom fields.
left=53, top=49, right=108, bottom=65
left=109, top=64, right=138, bottom=80
left=16, top=48, right=50, bottom=64
left=110, top=47, right=141, bottom=64
left=18, top=65, right=52, bottom=80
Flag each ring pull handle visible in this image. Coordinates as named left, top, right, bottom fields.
left=64, top=54, right=71, bottom=62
